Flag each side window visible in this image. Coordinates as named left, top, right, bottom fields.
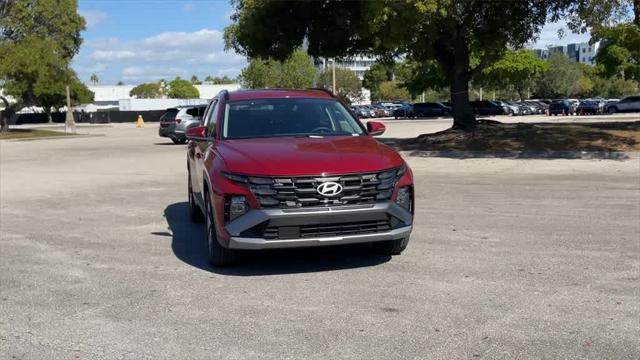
left=186, top=108, right=199, bottom=117
left=205, top=99, right=220, bottom=136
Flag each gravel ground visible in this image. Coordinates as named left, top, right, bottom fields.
left=1, top=122, right=638, bottom=359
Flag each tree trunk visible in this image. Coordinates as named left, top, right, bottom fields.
left=449, top=73, right=477, bottom=130
left=447, top=40, right=477, bottom=130
left=0, top=96, right=11, bottom=132
left=47, top=110, right=53, bottom=124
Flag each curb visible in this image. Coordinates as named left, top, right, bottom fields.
left=402, top=150, right=639, bottom=160
left=3, top=134, right=104, bottom=142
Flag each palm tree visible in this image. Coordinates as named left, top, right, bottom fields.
left=90, top=73, right=99, bottom=86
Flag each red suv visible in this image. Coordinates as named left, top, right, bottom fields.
left=186, top=89, right=414, bottom=266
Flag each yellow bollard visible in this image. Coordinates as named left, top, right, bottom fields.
left=136, top=114, right=145, bottom=128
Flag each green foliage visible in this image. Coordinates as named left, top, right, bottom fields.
left=90, top=73, right=99, bottom=86
left=0, top=0, right=86, bottom=60
left=204, top=75, right=236, bottom=84
left=0, top=0, right=88, bottom=124
left=317, top=67, right=362, bottom=104
left=362, top=63, right=394, bottom=101
left=396, top=60, right=448, bottom=97
left=116, top=81, right=124, bottom=86
left=239, top=49, right=316, bottom=89
left=593, top=23, right=640, bottom=83
left=480, top=50, right=549, bottom=100
left=130, top=83, right=163, bottom=99
left=378, top=81, right=411, bottom=101
left=225, top=0, right=575, bottom=128
left=534, top=52, right=582, bottom=98
left=167, top=78, right=200, bottom=98
left=190, top=75, right=202, bottom=85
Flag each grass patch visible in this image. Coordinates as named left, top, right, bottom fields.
left=0, top=128, right=74, bottom=140
left=392, top=121, right=640, bottom=152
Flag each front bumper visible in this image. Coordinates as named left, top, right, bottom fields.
left=224, top=202, right=413, bottom=250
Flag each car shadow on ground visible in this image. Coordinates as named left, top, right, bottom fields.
left=162, top=202, right=391, bottom=276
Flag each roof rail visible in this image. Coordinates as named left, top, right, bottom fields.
left=308, top=87, right=334, bottom=97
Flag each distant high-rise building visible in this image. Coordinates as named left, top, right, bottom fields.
left=532, top=41, right=599, bottom=66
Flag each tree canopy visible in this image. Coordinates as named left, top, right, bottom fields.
left=378, top=81, right=411, bottom=102
left=225, top=0, right=577, bottom=129
left=593, top=23, right=640, bottom=83
left=167, top=78, right=200, bottom=98
left=0, top=0, right=91, bottom=127
left=317, top=67, right=362, bottom=104
left=204, top=75, right=236, bottom=84
left=479, top=50, right=549, bottom=100
left=130, top=82, right=163, bottom=99
left=239, top=49, right=316, bottom=89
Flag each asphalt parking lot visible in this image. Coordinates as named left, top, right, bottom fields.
left=1, top=120, right=639, bottom=359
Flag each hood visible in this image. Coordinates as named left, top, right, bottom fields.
left=217, top=136, right=404, bottom=176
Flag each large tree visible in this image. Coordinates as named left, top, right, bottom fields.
left=0, top=0, right=89, bottom=129
left=225, top=0, right=574, bottom=129
left=534, top=52, right=582, bottom=98
left=167, top=78, right=200, bottom=98
left=130, top=82, right=163, bottom=99
left=239, top=49, right=316, bottom=89
left=479, top=50, right=549, bottom=100
left=362, top=62, right=395, bottom=101
left=317, top=67, right=362, bottom=104
left=592, top=23, right=640, bottom=83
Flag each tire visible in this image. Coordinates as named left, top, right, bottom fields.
left=188, top=171, right=204, bottom=223
left=205, top=192, right=236, bottom=267
left=608, top=107, right=617, bottom=114
left=377, top=237, right=410, bottom=255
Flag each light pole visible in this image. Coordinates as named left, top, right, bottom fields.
left=332, top=58, right=336, bottom=94
left=65, top=85, right=76, bottom=133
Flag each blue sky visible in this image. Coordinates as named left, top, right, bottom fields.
left=73, top=0, right=591, bottom=85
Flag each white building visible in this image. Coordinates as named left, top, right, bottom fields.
left=315, top=56, right=377, bottom=80
left=574, top=42, right=599, bottom=66
left=88, top=83, right=241, bottom=111
left=533, top=41, right=600, bottom=66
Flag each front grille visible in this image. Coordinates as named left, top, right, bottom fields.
left=225, top=168, right=404, bottom=208
left=259, top=219, right=392, bottom=240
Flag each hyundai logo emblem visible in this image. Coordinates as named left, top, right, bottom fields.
left=317, top=181, right=343, bottom=197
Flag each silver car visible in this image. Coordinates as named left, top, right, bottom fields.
left=158, top=105, right=206, bottom=144
left=606, top=96, right=640, bottom=114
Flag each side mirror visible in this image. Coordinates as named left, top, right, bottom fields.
left=185, top=125, right=209, bottom=141
left=367, top=121, right=386, bottom=136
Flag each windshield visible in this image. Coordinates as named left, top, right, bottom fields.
left=222, top=98, right=365, bottom=139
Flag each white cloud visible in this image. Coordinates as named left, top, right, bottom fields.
left=76, top=28, right=247, bottom=83
left=91, top=50, right=136, bottom=61
left=79, top=10, right=107, bottom=29
left=529, top=21, right=591, bottom=49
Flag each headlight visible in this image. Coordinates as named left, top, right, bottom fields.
left=395, top=186, right=412, bottom=211
left=226, top=195, right=248, bottom=222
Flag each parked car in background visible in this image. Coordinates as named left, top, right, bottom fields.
left=548, top=100, right=574, bottom=115
left=470, top=100, right=505, bottom=116
left=494, top=100, right=519, bottom=115
left=372, top=104, right=392, bottom=117
left=606, top=96, right=640, bottom=114
left=567, top=99, right=580, bottom=114
left=527, top=100, right=549, bottom=114
left=185, top=89, right=414, bottom=266
left=393, top=103, right=416, bottom=119
left=412, top=102, right=451, bottom=117
left=159, top=105, right=206, bottom=144
left=351, top=106, right=372, bottom=119
left=576, top=100, right=600, bottom=115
